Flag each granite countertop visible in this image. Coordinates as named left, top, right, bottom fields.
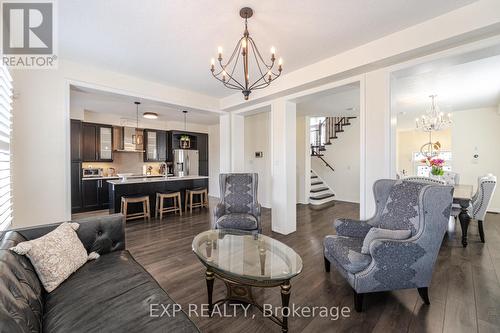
left=107, top=175, right=209, bottom=185
left=82, top=174, right=171, bottom=181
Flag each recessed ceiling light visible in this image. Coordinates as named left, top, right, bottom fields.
left=143, top=112, right=158, bottom=119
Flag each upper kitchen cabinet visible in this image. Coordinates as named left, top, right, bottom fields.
left=82, top=122, right=113, bottom=162
left=70, top=119, right=82, bottom=162
left=144, top=129, right=167, bottom=162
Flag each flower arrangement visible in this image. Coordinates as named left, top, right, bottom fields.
left=422, top=157, right=445, bottom=176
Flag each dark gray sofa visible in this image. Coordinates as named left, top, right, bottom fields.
left=0, top=214, right=199, bottom=333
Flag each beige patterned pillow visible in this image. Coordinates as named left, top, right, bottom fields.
left=10, top=222, right=99, bottom=292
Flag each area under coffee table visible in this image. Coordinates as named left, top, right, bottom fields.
left=192, top=230, right=303, bottom=332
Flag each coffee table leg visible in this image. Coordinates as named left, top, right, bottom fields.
left=280, top=281, right=291, bottom=333
left=458, top=203, right=470, bottom=248
left=205, top=269, right=215, bottom=316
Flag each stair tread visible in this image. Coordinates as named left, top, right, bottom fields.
left=310, top=187, right=329, bottom=193
left=311, top=181, right=323, bottom=186
left=310, top=175, right=318, bottom=179
left=310, top=193, right=335, bottom=200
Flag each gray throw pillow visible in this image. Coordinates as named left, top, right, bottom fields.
left=361, top=227, right=411, bottom=254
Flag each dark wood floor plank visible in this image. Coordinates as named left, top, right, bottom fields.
left=72, top=201, right=500, bottom=333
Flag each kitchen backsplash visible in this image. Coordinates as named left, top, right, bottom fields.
left=82, top=152, right=164, bottom=176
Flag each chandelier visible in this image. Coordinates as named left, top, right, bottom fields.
left=210, top=7, right=283, bottom=100
left=415, top=95, right=452, bottom=132
left=416, top=95, right=452, bottom=158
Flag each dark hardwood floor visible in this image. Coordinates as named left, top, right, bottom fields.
left=76, top=199, right=500, bottom=333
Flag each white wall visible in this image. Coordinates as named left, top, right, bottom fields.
left=295, top=116, right=309, bottom=204
left=208, top=124, right=220, bottom=198
left=452, top=107, right=500, bottom=212
left=11, top=60, right=220, bottom=228
left=244, top=112, right=272, bottom=208
left=311, top=118, right=360, bottom=203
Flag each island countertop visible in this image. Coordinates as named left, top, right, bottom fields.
left=107, top=175, right=209, bottom=186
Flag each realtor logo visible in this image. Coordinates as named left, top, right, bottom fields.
left=1, top=1, right=57, bottom=68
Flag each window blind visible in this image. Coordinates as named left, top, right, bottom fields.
left=0, top=65, right=12, bottom=231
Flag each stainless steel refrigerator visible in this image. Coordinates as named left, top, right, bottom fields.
left=173, top=149, right=199, bottom=177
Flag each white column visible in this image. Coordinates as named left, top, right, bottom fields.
left=271, top=99, right=296, bottom=234
left=219, top=114, right=231, bottom=173
left=361, top=70, right=391, bottom=219
left=230, top=113, right=245, bottom=172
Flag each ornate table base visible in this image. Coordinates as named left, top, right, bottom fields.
left=205, top=268, right=292, bottom=332
left=457, top=199, right=471, bottom=247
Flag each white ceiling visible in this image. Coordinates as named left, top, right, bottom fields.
left=394, top=54, right=500, bottom=129
left=59, top=0, right=476, bottom=98
left=70, top=86, right=220, bottom=125
left=297, top=83, right=360, bottom=117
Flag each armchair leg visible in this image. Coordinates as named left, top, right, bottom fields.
left=478, top=220, right=485, bottom=243
left=353, top=290, right=364, bottom=312
left=418, top=287, right=430, bottom=305
left=324, top=256, right=330, bottom=272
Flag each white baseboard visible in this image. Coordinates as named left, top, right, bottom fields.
left=488, top=207, right=500, bottom=214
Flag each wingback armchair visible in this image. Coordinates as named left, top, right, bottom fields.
left=213, top=173, right=262, bottom=233
left=323, top=179, right=454, bottom=312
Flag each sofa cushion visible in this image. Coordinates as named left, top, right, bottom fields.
left=43, top=250, right=199, bottom=333
left=324, top=235, right=372, bottom=274
left=0, top=231, right=43, bottom=333
left=216, top=213, right=258, bottom=231
left=10, top=223, right=97, bottom=292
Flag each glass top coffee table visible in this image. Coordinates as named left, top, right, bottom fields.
left=192, top=229, right=303, bottom=332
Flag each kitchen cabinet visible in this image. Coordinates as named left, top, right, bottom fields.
left=144, top=129, right=167, bottom=162
left=82, top=179, right=109, bottom=210
left=70, top=120, right=82, bottom=162
left=82, top=179, right=99, bottom=210
left=82, top=122, right=113, bottom=162
left=71, top=162, right=82, bottom=212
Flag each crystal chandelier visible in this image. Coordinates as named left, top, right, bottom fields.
left=415, top=95, right=452, bottom=132
left=210, top=7, right=283, bottom=100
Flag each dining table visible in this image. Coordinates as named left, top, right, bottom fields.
left=453, top=184, right=474, bottom=247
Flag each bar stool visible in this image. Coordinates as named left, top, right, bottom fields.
left=155, top=191, right=182, bottom=220
left=121, top=195, right=150, bottom=222
left=185, top=188, right=208, bottom=214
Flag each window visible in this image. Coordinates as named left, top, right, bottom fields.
left=0, top=65, right=12, bottom=231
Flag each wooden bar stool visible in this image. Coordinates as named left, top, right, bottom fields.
left=121, top=195, right=150, bottom=222
left=155, top=192, right=182, bottom=220
left=185, top=188, right=208, bottom=214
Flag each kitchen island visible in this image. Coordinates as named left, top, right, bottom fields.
left=107, top=176, right=209, bottom=216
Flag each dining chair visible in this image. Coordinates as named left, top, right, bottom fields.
left=403, top=176, right=446, bottom=185
left=441, top=171, right=460, bottom=185
left=462, top=174, right=497, bottom=243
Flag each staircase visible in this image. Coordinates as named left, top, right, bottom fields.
left=311, top=116, right=356, bottom=158
left=309, top=170, right=336, bottom=205
left=308, top=116, right=356, bottom=206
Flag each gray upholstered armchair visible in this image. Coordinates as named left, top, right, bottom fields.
left=213, top=173, right=262, bottom=233
left=324, top=179, right=454, bottom=312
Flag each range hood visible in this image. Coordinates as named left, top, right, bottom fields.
left=113, top=126, right=145, bottom=152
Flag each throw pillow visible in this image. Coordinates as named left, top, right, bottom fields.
left=361, top=227, right=411, bottom=254
left=10, top=222, right=99, bottom=292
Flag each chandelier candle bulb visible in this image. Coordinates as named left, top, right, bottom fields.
left=217, top=46, right=223, bottom=60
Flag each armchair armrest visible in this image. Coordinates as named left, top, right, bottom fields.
left=214, top=202, right=225, bottom=220
left=334, top=218, right=373, bottom=238
left=250, top=202, right=261, bottom=219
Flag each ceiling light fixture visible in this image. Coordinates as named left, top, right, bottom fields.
left=143, top=112, right=158, bottom=119
left=210, top=7, right=283, bottom=100
left=132, top=101, right=143, bottom=145
left=415, top=95, right=452, bottom=132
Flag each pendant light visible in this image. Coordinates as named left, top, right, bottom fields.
left=180, top=110, right=191, bottom=149
left=132, top=101, right=143, bottom=145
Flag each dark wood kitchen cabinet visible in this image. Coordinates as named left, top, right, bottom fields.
left=70, top=120, right=82, bottom=162
left=82, top=179, right=109, bottom=210
left=71, top=162, right=82, bottom=212
left=144, top=129, right=167, bottom=162
left=82, top=122, right=113, bottom=162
